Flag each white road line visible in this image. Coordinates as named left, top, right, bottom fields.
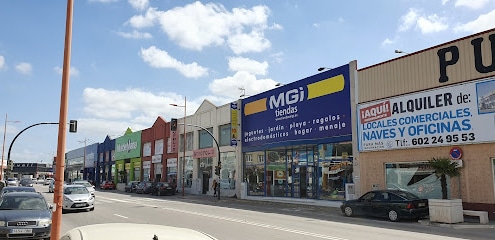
left=114, top=214, right=128, bottom=219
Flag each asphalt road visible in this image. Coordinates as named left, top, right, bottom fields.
left=34, top=184, right=494, bottom=240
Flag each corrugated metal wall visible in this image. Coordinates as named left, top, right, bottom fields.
left=358, top=28, right=495, bottom=103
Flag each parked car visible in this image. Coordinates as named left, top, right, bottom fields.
left=7, top=178, right=19, bottom=186
left=150, top=182, right=176, bottom=196
left=72, top=180, right=96, bottom=196
left=125, top=181, right=140, bottom=193
left=0, top=192, right=52, bottom=239
left=19, top=178, right=34, bottom=187
left=62, top=185, right=95, bottom=213
left=135, top=181, right=153, bottom=194
left=0, top=186, right=37, bottom=198
left=340, top=189, right=429, bottom=222
left=100, top=181, right=116, bottom=190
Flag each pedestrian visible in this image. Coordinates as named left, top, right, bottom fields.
left=212, top=179, right=218, bottom=197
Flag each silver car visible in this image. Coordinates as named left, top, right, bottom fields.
left=71, top=181, right=95, bottom=196
left=62, top=185, right=95, bottom=213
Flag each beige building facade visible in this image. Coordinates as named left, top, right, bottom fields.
left=356, top=28, right=495, bottom=219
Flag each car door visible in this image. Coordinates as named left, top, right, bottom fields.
left=369, top=191, right=389, bottom=217
left=354, top=192, right=376, bottom=216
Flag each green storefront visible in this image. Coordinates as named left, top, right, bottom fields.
left=114, top=129, right=142, bottom=183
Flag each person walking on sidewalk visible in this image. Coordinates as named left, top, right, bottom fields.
left=212, top=179, right=218, bottom=197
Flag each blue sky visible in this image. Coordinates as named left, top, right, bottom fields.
left=1, top=0, right=494, bottom=164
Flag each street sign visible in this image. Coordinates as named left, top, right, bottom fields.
left=450, top=147, right=463, bottom=160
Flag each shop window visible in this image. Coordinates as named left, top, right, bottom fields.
left=245, top=151, right=265, bottom=196
left=179, top=132, right=194, bottom=152
left=219, top=124, right=231, bottom=146
left=257, top=155, right=265, bottom=163
left=318, top=142, right=353, bottom=201
left=385, top=162, right=442, bottom=199
left=219, top=152, right=236, bottom=189
left=245, top=154, right=253, bottom=163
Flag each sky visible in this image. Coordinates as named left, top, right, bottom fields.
left=1, top=0, right=494, bottom=164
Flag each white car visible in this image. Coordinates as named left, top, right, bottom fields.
left=61, top=223, right=218, bottom=240
left=71, top=180, right=96, bottom=196
left=6, top=178, right=18, bottom=186
left=62, top=185, right=95, bottom=213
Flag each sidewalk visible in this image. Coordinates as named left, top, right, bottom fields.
left=177, top=193, right=495, bottom=229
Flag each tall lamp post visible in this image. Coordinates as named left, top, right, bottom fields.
left=170, top=97, right=186, bottom=197
left=78, top=138, right=90, bottom=181
left=1, top=113, right=20, bottom=180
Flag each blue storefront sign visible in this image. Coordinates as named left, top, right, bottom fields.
left=241, top=64, right=352, bottom=149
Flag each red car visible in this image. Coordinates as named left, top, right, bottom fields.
left=100, top=181, right=116, bottom=190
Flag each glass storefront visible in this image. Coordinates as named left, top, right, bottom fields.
left=220, top=152, right=236, bottom=189
left=385, top=161, right=442, bottom=199
left=244, top=142, right=353, bottom=200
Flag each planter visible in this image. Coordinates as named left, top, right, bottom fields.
left=428, top=198, right=464, bottom=223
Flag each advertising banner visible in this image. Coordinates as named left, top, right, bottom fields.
left=231, top=102, right=239, bottom=146
left=241, top=64, right=352, bottom=148
left=358, top=77, right=495, bottom=151
left=114, top=131, right=142, bottom=160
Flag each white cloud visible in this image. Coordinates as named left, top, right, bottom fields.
left=0, top=55, right=5, bottom=70
left=270, top=51, right=285, bottom=64
left=313, top=23, right=320, bottom=28
left=269, top=23, right=283, bottom=30
left=398, top=8, right=419, bottom=32
left=54, top=66, right=80, bottom=77
left=416, top=14, right=448, bottom=34
left=381, top=38, right=395, bottom=46
left=455, top=0, right=490, bottom=9
left=398, top=9, right=448, bottom=34
left=454, top=9, right=495, bottom=33
left=228, top=31, right=271, bottom=54
left=208, top=71, right=278, bottom=99
left=442, top=0, right=450, bottom=5
left=129, top=2, right=272, bottom=54
left=228, top=57, right=268, bottom=76
left=117, top=30, right=152, bottom=39
left=128, top=0, right=148, bottom=11
left=127, top=7, right=158, bottom=28
left=139, top=46, right=208, bottom=78
left=15, top=62, right=32, bottom=75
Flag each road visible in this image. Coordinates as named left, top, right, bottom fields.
left=33, top=184, right=494, bottom=240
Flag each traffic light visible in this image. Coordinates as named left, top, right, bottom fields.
left=214, top=166, right=220, bottom=176
left=69, top=120, right=78, bottom=133
left=170, top=118, right=177, bottom=131
left=7, top=160, right=13, bottom=171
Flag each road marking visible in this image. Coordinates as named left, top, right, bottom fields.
left=114, top=214, right=128, bottom=219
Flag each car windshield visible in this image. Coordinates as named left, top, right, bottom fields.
left=64, top=187, right=89, bottom=195
left=73, top=182, right=92, bottom=187
left=7, top=178, right=16, bottom=181
left=20, top=179, right=32, bottom=183
left=0, top=196, right=47, bottom=210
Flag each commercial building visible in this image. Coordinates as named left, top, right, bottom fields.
left=97, top=135, right=115, bottom=184
left=356, top=28, right=495, bottom=219
left=176, top=100, right=239, bottom=197
left=114, top=128, right=141, bottom=184
left=239, top=62, right=358, bottom=201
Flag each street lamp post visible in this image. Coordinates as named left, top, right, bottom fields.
left=1, top=113, right=20, bottom=180
left=78, top=138, right=89, bottom=181
left=170, top=97, right=186, bottom=197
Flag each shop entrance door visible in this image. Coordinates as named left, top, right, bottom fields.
left=300, top=167, right=307, bottom=197
left=202, top=172, right=210, bottom=194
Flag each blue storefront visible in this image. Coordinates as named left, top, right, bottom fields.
left=241, top=62, right=356, bottom=201
left=98, top=135, right=116, bottom=184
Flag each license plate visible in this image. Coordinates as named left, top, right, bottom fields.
left=11, top=229, right=33, bottom=234
left=75, top=203, right=86, bottom=207
left=418, top=203, right=425, bottom=207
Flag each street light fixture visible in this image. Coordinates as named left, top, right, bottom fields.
left=170, top=96, right=186, bottom=197
left=1, top=113, right=20, bottom=180
left=395, top=49, right=408, bottom=54
left=317, top=67, right=332, bottom=72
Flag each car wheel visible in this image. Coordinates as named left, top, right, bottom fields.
left=343, top=206, right=354, bottom=217
left=90, top=207, right=95, bottom=211
left=62, top=209, right=67, bottom=214
left=387, top=209, right=400, bottom=222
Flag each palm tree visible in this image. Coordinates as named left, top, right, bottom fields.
left=429, top=157, right=462, bottom=199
